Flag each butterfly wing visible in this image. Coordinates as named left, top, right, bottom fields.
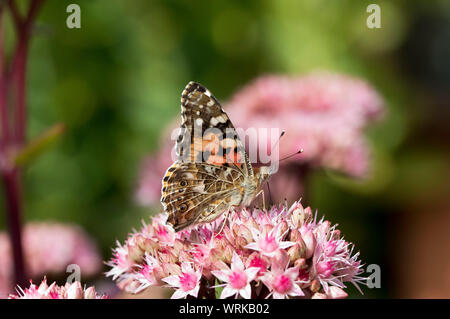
left=176, top=81, right=250, bottom=173
left=161, top=82, right=251, bottom=231
left=161, top=162, right=245, bottom=231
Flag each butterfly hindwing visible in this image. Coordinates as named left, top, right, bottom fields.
left=161, top=161, right=245, bottom=231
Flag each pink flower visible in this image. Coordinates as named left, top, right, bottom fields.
left=260, top=250, right=304, bottom=299
left=162, top=262, right=201, bottom=299
left=211, top=253, right=259, bottom=299
left=8, top=277, right=107, bottom=299
left=245, top=225, right=295, bottom=257
left=107, top=201, right=366, bottom=298
left=0, top=222, right=102, bottom=298
left=262, top=265, right=304, bottom=299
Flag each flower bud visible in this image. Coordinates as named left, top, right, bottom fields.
left=137, top=235, right=159, bottom=253
left=304, top=207, right=313, bottom=220
left=84, top=287, right=97, bottom=299
left=38, top=278, right=49, bottom=292
left=127, top=239, right=145, bottom=263
left=326, top=286, right=348, bottom=299
left=66, top=281, right=83, bottom=299
left=290, top=229, right=301, bottom=242
left=287, top=243, right=302, bottom=263
left=222, top=245, right=234, bottom=264
left=312, top=292, right=327, bottom=299
left=279, top=221, right=289, bottom=238
left=301, top=229, right=316, bottom=259
left=239, top=224, right=253, bottom=243
left=290, top=203, right=305, bottom=227
left=235, top=236, right=248, bottom=250
left=232, top=223, right=240, bottom=237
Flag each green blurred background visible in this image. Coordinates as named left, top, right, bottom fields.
left=1, top=0, right=450, bottom=298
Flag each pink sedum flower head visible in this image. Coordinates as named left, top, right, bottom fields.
left=135, top=72, right=384, bottom=205
left=107, top=201, right=366, bottom=299
left=8, top=277, right=108, bottom=299
left=0, top=222, right=102, bottom=297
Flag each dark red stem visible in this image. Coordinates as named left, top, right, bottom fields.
left=0, top=0, right=45, bottom=288
left=1, top=169, right=26, bottom=287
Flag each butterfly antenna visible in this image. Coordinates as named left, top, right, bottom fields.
left=279, top=148, right=304, bottom=162
left=269, top=131, right=285, bottom=156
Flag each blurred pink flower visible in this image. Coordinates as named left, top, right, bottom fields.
left=0, top=222, right=102, bottom=298
left=135, top=72, right=384, bottom=205
left=8, top=277, right=107, bottom=299
left=227, top=72, right=383, bottom=173
left=107, top=201, right=366, bottom=299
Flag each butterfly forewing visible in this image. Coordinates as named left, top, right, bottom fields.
left=176, top=82, right=248, bottom=170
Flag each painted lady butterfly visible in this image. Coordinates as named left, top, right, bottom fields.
left=161, top=82, right=273, bottom=232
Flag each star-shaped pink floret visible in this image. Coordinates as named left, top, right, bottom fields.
left=245, top=225, right=295, bottom=256
left=162, top=262, right=201, bottom=299
left=211, top=253, right=259, bottom=299
left=262, top=265, right=304, bottom=299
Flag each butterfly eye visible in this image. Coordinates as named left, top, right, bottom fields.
left=180, top=181, right=187, bottom=186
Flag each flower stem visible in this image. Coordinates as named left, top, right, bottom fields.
left=1, top=169, right=26, bottom=287
left=0, top=0, right=45, bottom=288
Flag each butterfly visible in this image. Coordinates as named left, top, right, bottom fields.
left=161, top=81, right=273, bottom=232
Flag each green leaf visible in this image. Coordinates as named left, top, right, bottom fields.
left=13, top=123, right=65, bottom=167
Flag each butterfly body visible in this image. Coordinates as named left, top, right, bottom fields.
left=161, top=82, right=272, bottom=232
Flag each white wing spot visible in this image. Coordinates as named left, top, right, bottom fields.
left=210, top=117, right=219, bottom=126
left=196, top=118, right=204, bottom=126
left=217, top=115, right=227, bottom=123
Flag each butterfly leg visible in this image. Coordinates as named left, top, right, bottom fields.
left=255, top=189, right=266, bottom=210
left=215, top=209, right=230, bottom=237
